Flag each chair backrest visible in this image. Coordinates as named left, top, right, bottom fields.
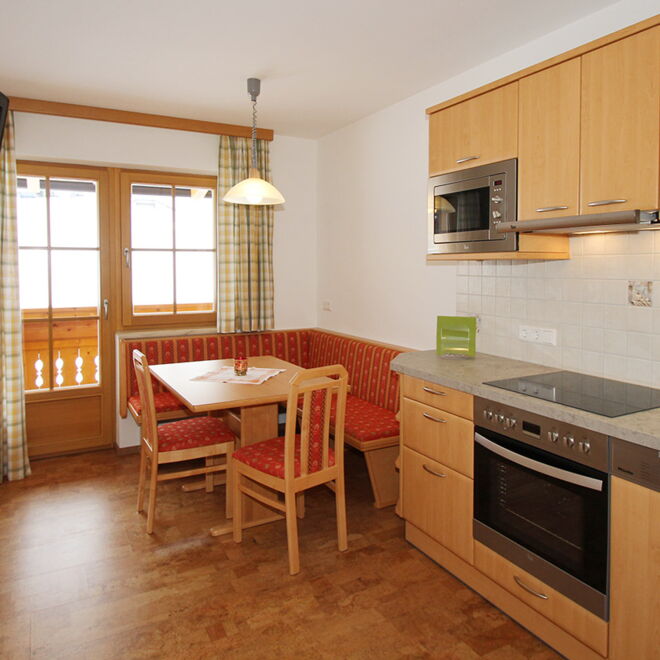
left=132, top=350, right=159, bottom=453
left=283, top=365, right=348, bottom=480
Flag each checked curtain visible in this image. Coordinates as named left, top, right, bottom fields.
left=0, top=112, right=30, bottom=481
left=216, top=135, right=275, bottom=333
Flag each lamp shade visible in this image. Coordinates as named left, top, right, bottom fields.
left=222, top=168, right=285, bottom=206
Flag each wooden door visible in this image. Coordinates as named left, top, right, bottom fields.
left=17, top=163, right=114, bottom=457
left=429, top=82, right=518, bottom=176
left=580, top=27, right=660, bottom=214
left=402, top=447, right=473, bottom=563
left=518, top=59, right=581, bottom=221
left=609, top=477, right=660, bottom=659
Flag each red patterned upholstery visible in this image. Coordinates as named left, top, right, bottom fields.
left=157, top=416, right=235, bottom=453
left=128, top=391, right=185, bottom=416
left=233, top=436, right=336, bottom=479
left=336, top=394, right=399, bottom=442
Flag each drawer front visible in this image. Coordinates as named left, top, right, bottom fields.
left=402, top=398, right=473, bottom=477
left=402, top=447, right=473, bottom=564
left=474, top=542, right=607, bottom=656
left=401, top=376, right=473, bottom=420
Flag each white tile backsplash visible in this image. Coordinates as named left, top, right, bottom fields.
left=463, top=233, right=660, bottom=387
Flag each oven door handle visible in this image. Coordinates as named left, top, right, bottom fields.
left=474, top=433, right=604, bottom=491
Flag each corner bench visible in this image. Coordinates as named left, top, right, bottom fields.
left=119, top=328, right=407, bottom=508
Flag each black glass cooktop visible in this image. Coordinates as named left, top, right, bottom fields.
left=484, top=370, right=660, bottom=417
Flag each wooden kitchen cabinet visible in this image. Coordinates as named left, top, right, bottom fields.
left=518, top=59, right=581, bottom=221
left=580, top=26, right=660, bottom=214
left=428, top=83, right=518, bottom=176
left=402, top=447, right=473, bottom=564
left=609, top=476, right=660, bottom=659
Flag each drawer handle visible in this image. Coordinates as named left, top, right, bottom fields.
left=535, top=205, right=568, bottom=213
left=587, top=199, right=627, bottom=207
left=456, top=155, right=480, bottom=164
left=422, top=386, right=446, bottom=396
left=423, top=464, right=447, bottom=478
left=514, top=575, right=549, bottom=600
left=423, top=412, right=447, bottom=424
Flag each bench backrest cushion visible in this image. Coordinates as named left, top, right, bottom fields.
left=307, top=331, right=401, bottom=413
left=123, top=330, right=311, bottom=399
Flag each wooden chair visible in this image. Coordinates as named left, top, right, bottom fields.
left=232, top=365, right=349, bottom=575
left=133, top=350, right=236, bottom=534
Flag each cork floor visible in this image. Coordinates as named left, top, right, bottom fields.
left=0, top=448, right=559, bottom=659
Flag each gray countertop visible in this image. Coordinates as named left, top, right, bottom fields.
left=391, top=350, right=660, bottom=451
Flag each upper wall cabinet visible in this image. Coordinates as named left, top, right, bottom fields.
left=518, top=59, right=581, bottom=221
left=580, top=27, right=660, bottom=214
left=429, top=83, right=518, bottom=176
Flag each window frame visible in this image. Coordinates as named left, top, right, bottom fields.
left=119, top=169, right=218, bottom=328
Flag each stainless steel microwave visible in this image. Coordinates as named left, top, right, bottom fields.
left=428, top=158, right=517, bottom=255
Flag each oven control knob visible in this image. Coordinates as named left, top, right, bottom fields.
left=548, top=431, right=559, bottom=443
left=492, top=210, right=502, bottom=219
left=485, top=410, right=493, bottom=420
left=491, top=196, right=503, bottom=204
left=497, top=414, right=505, bottom=424
left=579, top=440, right=591, bottom=454
left=509, top=418, right=516, bottom=429
left=563, top=434, right=575, bottom=449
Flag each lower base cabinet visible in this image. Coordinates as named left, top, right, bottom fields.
left=402, top=447, right=473, bottom=564
left=474, top=542, right=608, bottom=657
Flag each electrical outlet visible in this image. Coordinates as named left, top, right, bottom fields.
left=519, top=324, right=557, bottom=346
left=322, top=300, right=332, bottom=312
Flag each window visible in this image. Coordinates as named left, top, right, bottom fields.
left=17, top=170, right=105, bottom=391
left=120, top=171, right=217, bottom=326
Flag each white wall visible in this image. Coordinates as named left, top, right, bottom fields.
left=13, top=113, right=318, bottom=330
left=317, top=0, right=658, bottom=351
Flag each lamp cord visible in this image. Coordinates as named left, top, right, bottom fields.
left=251, top=99, right=257, bottom=171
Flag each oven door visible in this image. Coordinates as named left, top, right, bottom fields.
left=474, top=426, right=609, bottom=618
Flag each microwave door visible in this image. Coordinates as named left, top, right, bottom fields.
left=433, top=176, right=491, bottom=244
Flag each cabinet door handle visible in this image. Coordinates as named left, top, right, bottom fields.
left=423, top=412, right=447, bottom=424
left=456, top=155, right=479, bottom=164
left=535, top=205, right=568, bottom=213
left=423, top=464, right=447, bottom=478
left=587, top=199, right=627, bottom=207
left=513, top=575, right=549, bottom=600
left=422, top=386, right=446, bottom=396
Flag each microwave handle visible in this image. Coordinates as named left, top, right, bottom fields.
left=475, top=432, right=603, bottom=491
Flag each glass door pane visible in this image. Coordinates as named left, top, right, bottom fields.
left=17, top=175, right=102, bottom=391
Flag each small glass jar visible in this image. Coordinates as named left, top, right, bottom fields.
left=234, top=355, right=248, bottom=376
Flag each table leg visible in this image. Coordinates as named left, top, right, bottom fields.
left=210, top=403, right=284, bottom=537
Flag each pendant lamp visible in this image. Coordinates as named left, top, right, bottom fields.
left=222, top=78, right=285, bottom=206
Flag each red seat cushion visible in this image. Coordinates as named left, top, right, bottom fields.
left=297, top=393, right=400, bottom=443
left=129, top=392, right=186, bottom=416
left=233, top=436, right=335, bottom=479
left=335, top=394, right=399, bottom=442
left=157, top=417, right=235, bottom=453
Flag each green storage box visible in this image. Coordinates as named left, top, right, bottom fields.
left=436, top=316, right=476, bottom=357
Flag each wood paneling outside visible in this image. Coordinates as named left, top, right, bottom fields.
left=609, top=477, right=660, bottom=659
left=580, top=26, right=660, bottom=213
left=429, top=83, right=518, bottom=176
left=518, top=59, right=581, bottom=221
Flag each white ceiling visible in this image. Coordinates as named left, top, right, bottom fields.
left=0, top=0, right=619, bottom=138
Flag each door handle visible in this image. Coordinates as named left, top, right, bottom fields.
left=587, top=199, right=627, bottom=207
left=423, top=412, right=447, bottom=424
left=513, top=576, right=549, bottom=600
left=103, top=299, right=109, bottom=320
left=456, top=155, right=480, bottom=164
left=422, top=386, right=446, bottom=396
left=123, top=247, right=131, bottom=268
left=422, top=464, right=447, bottom=478
left=535, top=205, right=568, bottom=213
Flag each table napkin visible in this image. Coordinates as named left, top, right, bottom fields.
left=190, top=367, right=285, bottom=385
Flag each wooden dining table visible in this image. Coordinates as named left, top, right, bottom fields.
left=149, top=355, right=305, bottom=536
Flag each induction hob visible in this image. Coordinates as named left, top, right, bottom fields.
left=484, top=370, right=660, bottom=417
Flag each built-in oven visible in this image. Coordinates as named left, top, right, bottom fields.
left=473, top=397, right=609, bottom=619
left=428, top=158, right=517, bottom=255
